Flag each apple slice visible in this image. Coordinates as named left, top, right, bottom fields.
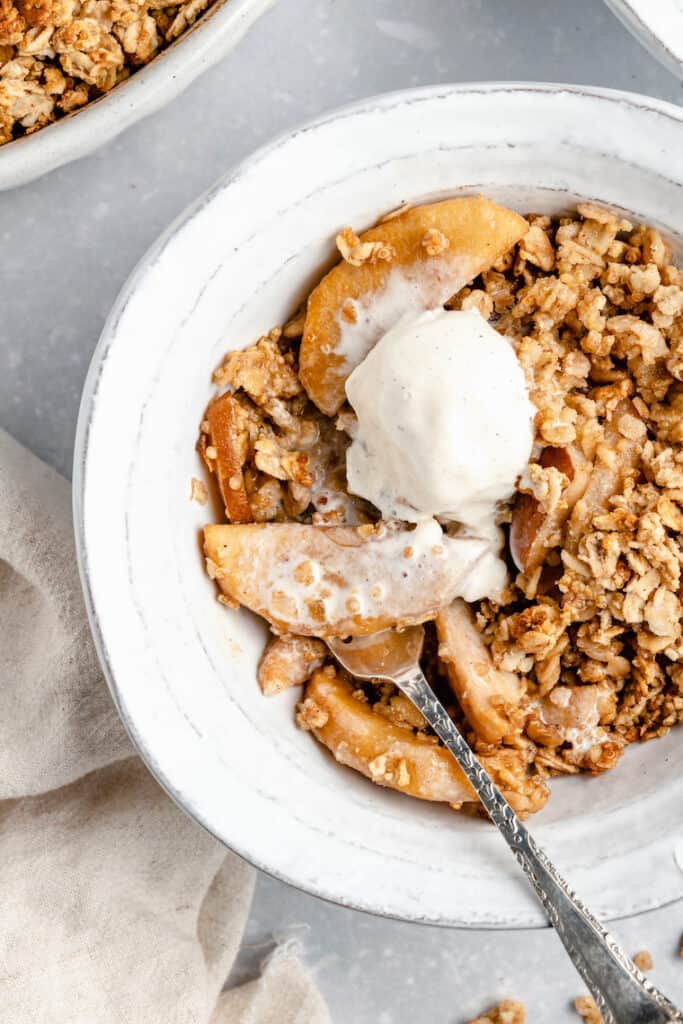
left=302, top=667, right=474, bottom=803
left=511, top=401, right=644, bottom=573
left=257, top=635, right=327, bottom=695
left=435, top=599, right=523, bottom=744
left=563, top=399, right=643, bottom=556
left=527, top=684, right=610, bottom=746
left=526, top=683, right=621, bottom=772
left=510, top=445, right=590, bottom=573
left=199, top=391, right=253, bottom=523
left=204, top=519, right=490, bottom=637
left=303, top=668, right=549, bottom=815
left=299, top=197, right=528, bottom=415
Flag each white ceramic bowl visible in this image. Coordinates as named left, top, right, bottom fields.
left=605, top=0, right=683, bottom=80
left=75, top=83, right=683, bottom=928
left=0, top=0, right=274, bottom=192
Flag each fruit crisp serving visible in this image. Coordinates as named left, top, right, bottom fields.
left=198, top=195, right=683, bottom=818
left=0, top=0, right=219, bottom=142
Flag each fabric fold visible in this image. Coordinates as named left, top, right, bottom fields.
left=0, top=429, right=330, bottom=1024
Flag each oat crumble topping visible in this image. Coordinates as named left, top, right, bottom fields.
left=0, top=0, right=220, bottom=142
left=190, top=476, right=208, bottom=505
left=336, top=225, right=396, bottom=267
left=476, top=205, right=683, bottom=773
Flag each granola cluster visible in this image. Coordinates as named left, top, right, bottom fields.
left=465, top=203, right=683, bottom=776
left=199, top=199, right=683, bottom=815
left=198, top=323, right=371, bottom=528
left=0, top=0, right=217, bottom=142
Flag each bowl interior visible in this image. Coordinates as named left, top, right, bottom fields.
left=77, top=85, right=683, bottom=926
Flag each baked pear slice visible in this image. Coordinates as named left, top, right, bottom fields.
left=526, top=683, right=622, bottom=773
left=509, top=445, right=590, bottom=573
left=198, top=391, right=253, bottom=523
left=204, top=519, right=490, bottom=637
left=301, top=667, right=475, bottom=804
left=302, top=668, right=548, bottom=815
left=510, top=400, right=644, bottom=573
left=563, top=399, right=643, bottom=557
left=299, top=196, right=528, bottom=415
left=435, top=599, right=524, bottom=744
left=257, top=635, right=327, bottom=695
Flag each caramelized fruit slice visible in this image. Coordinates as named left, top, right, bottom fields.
left=527, top=683, right=611, bottom=748
left=435, top=599, right=523, bottom=744
left=257, top=635, right=327, bottom=695
left=199, top=392, right=253, bottom=523
left=564, top=399, right=643, bottom=556
left=303, top=668, right=474, bottom=803
left=527, top=683, right=621, bottom=772
left=299, top=197, right=528, bottom=415
left=510, top=445, right=589, bottom=573
left=204, top=520, right=489, bottom=637
left=303, top=669, right=548, bottom=815
left=511, top=400, right=644, bottom=573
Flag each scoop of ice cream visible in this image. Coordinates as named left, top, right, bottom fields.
left=345, top=306, right=534, bottom=547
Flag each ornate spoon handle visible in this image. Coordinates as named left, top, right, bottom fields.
left=397, top=667, right=683, bottom=1024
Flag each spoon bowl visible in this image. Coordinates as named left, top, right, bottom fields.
left=327, top=627, right=425, bottom=681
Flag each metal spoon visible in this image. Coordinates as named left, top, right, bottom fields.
left=327, top=624, right=683, bottom=1024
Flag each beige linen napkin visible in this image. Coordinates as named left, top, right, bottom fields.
left=0, top=428, right=331, bottom=1024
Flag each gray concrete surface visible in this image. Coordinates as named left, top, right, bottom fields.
left=2, top=1, right=683, bottom=1019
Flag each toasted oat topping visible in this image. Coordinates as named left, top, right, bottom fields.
left=0, top=0, right=220, bottom=142
left=213, top=330, right=302, bottom=404
left=296, top=696, right=329, bottom=731
left=422, top=227, right=450, bottom=257
left=477, top=204, right=683, bottom=771
left=456, top=287, right=494, bottom=320
left=336, top=226, right=396, bottom=267
left=190, top=476, right=208, bottom=505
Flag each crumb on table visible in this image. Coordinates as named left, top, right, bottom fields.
left=633, top=949, right=654, bottom=972
left=468, top=999, right=526, bottom=1024
left=574, top=995, right=603, bottom=1024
